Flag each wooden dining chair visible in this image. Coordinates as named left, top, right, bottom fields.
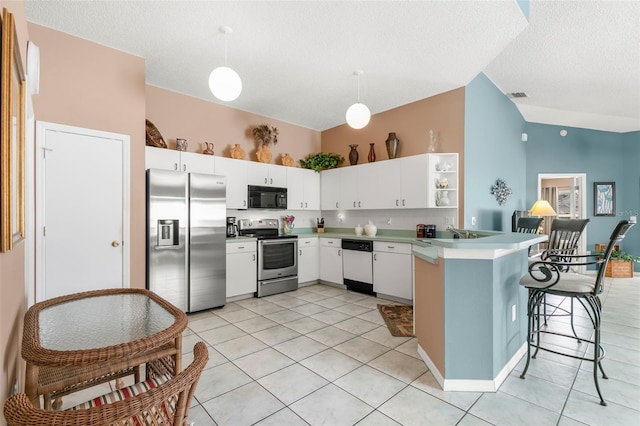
left=4, top=342, right=208, bottom=426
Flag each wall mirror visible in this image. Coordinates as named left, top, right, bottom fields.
left=1, top=8, right=26, bottom=252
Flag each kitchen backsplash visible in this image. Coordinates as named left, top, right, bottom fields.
left=227, top=208, right=458, bottom=231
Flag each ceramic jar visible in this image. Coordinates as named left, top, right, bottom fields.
left=437, top=191, right=451, bottom=206
left=364, top=221, right=377, bottom=237
left=355, top=224, right=363, bottom=236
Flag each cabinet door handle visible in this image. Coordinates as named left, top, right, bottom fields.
left=238, top=246, right=245, bottom=249
left=183, top=164, right=187, bottom=172
left=301, top=202, right=304, bottom=208
left=353, top=201, right=356, bottom=207
left=174, top=163, right=178, bottom=171
left=338, top=249, right=341, bottom=256
left=396, top=200, right=399, bottom=206
left=243, top=200, right=246, bottom=207
left=264, top=177, right=268, bottom=184
left=336, top=202, right=339, bottom=208
left=270, top=178, right=273, bottom=185
left=374, top=253, right=377, bottom=261
left=305, top=202, right=308, bottom=208
left=299, top=249, right=302, bottom=255
left=402, top=199, right=405, bottom=206
left=358, top=201, right=361, bottom=208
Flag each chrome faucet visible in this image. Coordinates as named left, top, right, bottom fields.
left=446, top=226, right=478, bottom=239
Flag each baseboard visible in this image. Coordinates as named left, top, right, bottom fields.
left=417, top=342, right=527, bottom=392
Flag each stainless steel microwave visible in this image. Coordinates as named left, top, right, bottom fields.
left=248, top=185, right=287, bottom=209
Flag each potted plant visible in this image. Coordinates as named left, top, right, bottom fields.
left=252, top=124, right=279, bottom=148
left=605, top=250, right=640, bottom=278
left=299, top=152, right=345, bottom=173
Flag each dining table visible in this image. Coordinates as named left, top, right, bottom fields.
left=22, top=288, right=188, bottom=409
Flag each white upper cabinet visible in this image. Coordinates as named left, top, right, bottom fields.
left=374, top=155, right=428, bottom=209
left=145, top=147, right=215, bottom=174
left=426, top=153, right=458, bottom=208
left=340, top=163, right=379, bottom=209
left=247, top=163, right=287, bottom=187
left=214, top=157, right=248, bottom=209
left=287, top=168, right=320, bottom=210
left=320, top=168, right=342, bottom=210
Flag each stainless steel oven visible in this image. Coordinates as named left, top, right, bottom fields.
left=237, top=219, right=298, bottom=297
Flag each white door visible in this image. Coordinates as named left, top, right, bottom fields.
left=36, top=122, right=130, bottom=301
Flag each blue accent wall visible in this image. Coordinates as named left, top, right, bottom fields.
left=464, top=73, right=527, bottom=232
left=524, top=124, right=640, bottom=268
left=443, top=252, right=528, bottom=380
left=516, top=0, right=530, bottom=21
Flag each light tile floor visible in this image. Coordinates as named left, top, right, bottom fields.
left=61, top=275, right=640, bottom=425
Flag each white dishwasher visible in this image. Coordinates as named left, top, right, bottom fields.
left=341, top=239, right=374, bottom=295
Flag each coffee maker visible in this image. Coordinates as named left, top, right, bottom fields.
left=226, top=217, right=237, bottom=238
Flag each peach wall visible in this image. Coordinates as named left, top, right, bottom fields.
left=321, top=88, right=465, bottom=222
left=145, top=85, right=321, bottom=166
left=414, top=256, right=445, bottom=377
left=1, top=0, right=29, bottom=417
left=28, top=23, right=147, bottom=292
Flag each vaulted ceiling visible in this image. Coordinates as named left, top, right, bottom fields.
left=25, top=1, right=639, bottom=133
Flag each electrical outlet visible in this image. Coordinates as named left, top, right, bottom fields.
left=511, top=305, right=517, bottom=322
left=386, top=217, right=391, bottom=225
left=444, top=216, right=451, bottom=225
left=471, top=216, right=477, bottom=226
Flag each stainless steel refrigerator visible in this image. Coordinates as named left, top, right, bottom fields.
left=146, top=169, right=226, bottom=312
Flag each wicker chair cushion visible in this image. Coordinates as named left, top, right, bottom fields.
left=69, top=374, right=176, bottom=423
left=520, top=271, right=596, bottom=295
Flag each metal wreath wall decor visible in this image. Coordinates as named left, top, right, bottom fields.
left=490, top=178, right=512, bottom=206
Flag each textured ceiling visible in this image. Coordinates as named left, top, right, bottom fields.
left=25, top=1, right=640, bottom=133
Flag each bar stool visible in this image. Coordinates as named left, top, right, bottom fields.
left=519, top=220, right=635, bottom=406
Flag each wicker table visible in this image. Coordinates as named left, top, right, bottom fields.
left=22, top=288, right=188, bottom=409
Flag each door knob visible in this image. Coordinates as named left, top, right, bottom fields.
left=111, top=241, right=120, bottom=247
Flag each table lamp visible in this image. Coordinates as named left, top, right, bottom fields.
left=529, top=199, right=557, bottom=233
left=529, top=200, right=557, bottom=217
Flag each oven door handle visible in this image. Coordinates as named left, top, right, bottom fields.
left=259, top=239, right=297, bottom=247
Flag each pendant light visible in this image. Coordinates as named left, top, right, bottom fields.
left=346, top=70, right=371, bottom=129
left=209, top=26, right=242, bottom=102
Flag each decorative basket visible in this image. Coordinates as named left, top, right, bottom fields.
left=605, top=259, right=633, bottom=278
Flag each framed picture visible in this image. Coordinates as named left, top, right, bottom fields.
left=593, top=182, right=615, bottom=217
left=1, top=8, right=26, bottom=252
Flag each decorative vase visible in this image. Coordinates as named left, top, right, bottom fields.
left=368, top=143, right=376, bottom=162
left=230, top=143, right=245, bottom=159
left=281, top=153, right=294, bottom=166
left=385, top=132, right=399, bottom=159
left=256, top=145, right=272, bottom=163
left=348, top=144, right=359, bottom=165
left=436, top=191, right=450, bottom=206
left=428, top=129, right=438, bottom=153
left=202, top=142, right=214, bottom=155
left=176, top=138, right=188, bottom=151
left=283, top=222, right=294, bottom=234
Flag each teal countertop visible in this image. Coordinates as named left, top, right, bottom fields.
left=226, top=228, right=545, bottom=264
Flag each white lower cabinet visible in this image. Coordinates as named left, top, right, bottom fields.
left=373, top=242, right=412, bottom=300
left=226, top=242, right=257, bottom=299
left=298, top=237, right=319, bottom=284
left=319, top=238, right=343, bottom=285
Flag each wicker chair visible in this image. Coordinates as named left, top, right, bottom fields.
left=519, top=220, right=635, bottom=406
left=4, top=342, right=208, bottom=426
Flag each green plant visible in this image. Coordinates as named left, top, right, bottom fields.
left=299, top=152, right=345, bottom=173
left=609, top=250, right=640, bottom=262
left=252, top=124, right=279, bottom=147
left=596, top=250, right=640, bottom=262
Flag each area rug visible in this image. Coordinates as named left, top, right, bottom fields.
left=378, top=304, right=414, bottom=337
